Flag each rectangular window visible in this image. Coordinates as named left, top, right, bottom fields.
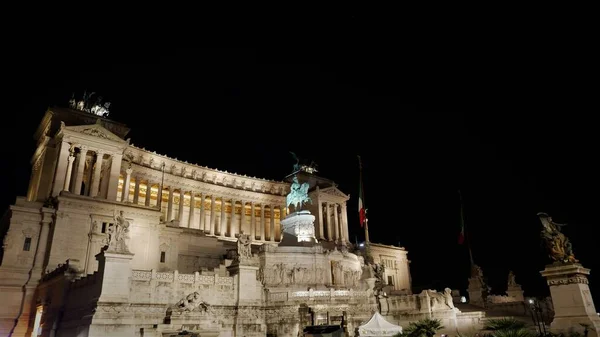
left=160, top=251, right=166, bottom=263
left=101, top=223, right=107, bottom=233
left=23, top=237, right=32, bottom=251
left=387, top=275, right=394, bottom=285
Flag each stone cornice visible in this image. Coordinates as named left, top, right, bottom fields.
left=55, top=122, right=129, bottom=153
left=125, top=144, right=289, bottom=189
left=56, top=192, right=160, bottom=220
left=127, top=165, right=288, bottom=205
left=546, top=275, right=589, bottom=286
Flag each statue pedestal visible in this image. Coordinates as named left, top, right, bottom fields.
left=467, top=278, right=487, bottom=308
left=540, top=263, right=600, bottom=336
left=279, top=210, right=317, bottom=245
left=506, top=285, right=524, bottom=302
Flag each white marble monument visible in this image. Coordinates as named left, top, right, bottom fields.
left=0, top=102, right=479, bottom=337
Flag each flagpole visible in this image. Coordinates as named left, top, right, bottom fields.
left=459, top=190, right=475, bottom=270
left=358, top=155, right=372, bottom=263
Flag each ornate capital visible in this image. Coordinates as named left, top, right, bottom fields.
left=125, top=168, right=133, bottom=175
left=79, top=145, right=88, bottom=152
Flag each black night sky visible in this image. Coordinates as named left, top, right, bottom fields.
left=1, top=48, right=598, bottom=306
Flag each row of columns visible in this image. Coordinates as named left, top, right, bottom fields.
left=120, top=173, right=286, bottom=241
left=317, top=202, right=349, bottom=243
left=55, top=141, right=122, bottom=200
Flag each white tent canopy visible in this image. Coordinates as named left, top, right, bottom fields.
left=358, top=312, right=403, bottom=336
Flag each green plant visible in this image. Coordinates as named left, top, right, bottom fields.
left=402, top=318, right=444, bottom=337
left=484, top=318, right=526, bottom=330
left=492, top=329, right=535, bottom=337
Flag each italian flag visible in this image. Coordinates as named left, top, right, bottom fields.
left=359, top=192, right=366, bottom=227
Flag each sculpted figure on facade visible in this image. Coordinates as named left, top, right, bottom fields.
left=507, top=270, right=517, bottom=287
left=236, top=231, right=252, bottom=261
left=174, top=292, right=209, bottom=312
left=538, top=212, right=578, bottom=263
left=106, top=210, right=131, bottom=253
left=331, top=261, right=344, bottom=285
left=443, top=287, right=455, bottom=309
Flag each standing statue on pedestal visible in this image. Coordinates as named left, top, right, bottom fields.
left=236, top=231, right=252, bottom=261
left=106, top=210, right=131, bottom=254
left=507, top=270, right=517, bottom=287
left=538, top=212, right=578, bottom=264
left=286, top=176, right=311, bottom=211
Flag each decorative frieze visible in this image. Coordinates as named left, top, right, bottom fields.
left=547, top=276, right=589, bottom=286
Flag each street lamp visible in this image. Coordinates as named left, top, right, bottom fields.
left=527, top=298, right=547, bottom=336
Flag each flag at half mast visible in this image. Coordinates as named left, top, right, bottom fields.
left=358, top=156, right=367, bottom=227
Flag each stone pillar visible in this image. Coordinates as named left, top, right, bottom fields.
left=92, top=250, right=135, bottom=336
left=188, top=192, right=195, bottom=228
left=239, top=201, right=245, bottom=234
left=12, top=209, right=53, bottom=336
left=317, top=200, right=325, bottom=240
left=326, top=202, right=332, bottom=241
left=260, top=204, right=265, bottom=240
left=209, top=195, right=216, bottom=235
left=334, top=203, right=340, bottom=241
left=341, top=203, right=348, bottom=243
left=145, top=181, right=152, bottom=206
left=250, top=202, right=256, bottom=239
left=177, top=190, right=186, bottom=224
left=199, top=193, right=205, bottom=231
left=133, top=177, right=140, bottom=204
left=53, top=141, right=72, bottom=195
left=220, top=197, right=226, bottom=236
left=63, top=154, right=75, bottom=192
left=90, top=151, right=104, bottom=197
left=230, top=199, right=236, bottom=238
left=167, top=187, right=174, bottom=221
left=157, top=185, right=163, bottom=210
left=122, top=168, right=133, bottom=202
left=540, top=264, right=600, bottom=335
left=107, top=153, right=123, bottom=201
left=73, top=146, right=88, bottom=195
left=270, top=204, right=276, bottom=242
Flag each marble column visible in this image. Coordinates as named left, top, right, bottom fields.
left=90, top=151, right=104, bottom=197
left=239, top=201, right=245, bottom=234
left=341, top=203, right=349, bottom=243
left=52, top=141, right=72, bottom=196
left=107, top=153, right=123, bottom=201
left=220, top=198, right=226, bottom=236
left=251, top=202, right=256, bottom=239
left=157, top=185, right=163, bottom=210
left=270, top=204, right=275, bottom=242
left=209, top=195, right=216, bottom=235
left=326, top=202, right=332, bottom=241
left=199, top=193, right=205, bottom=232
left=178, top=190, right=185, bottom=223
left=334, top=203, right=340, bottom=241
left=317, top=200, right=324, bottom=240
left=63, top=154, right=75, bottom=192
left=230, top=199, right=236, bottom=238
left=145, top=181, right=152, bottom=206
left=73, top=146, right=88, bottom=195
left=167, top=187, right=174, bottom=221
left=122, top=168, right=133, bottom=202
left=188, top=192, right=195, bottom=228
left=260, top=204, right=265, bottom=240
left=132, top=177, right=140, bottom=204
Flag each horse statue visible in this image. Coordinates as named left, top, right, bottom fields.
left=286, top=176, right=311, bottom=210
left=538, top=212, right=578, bottom=264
